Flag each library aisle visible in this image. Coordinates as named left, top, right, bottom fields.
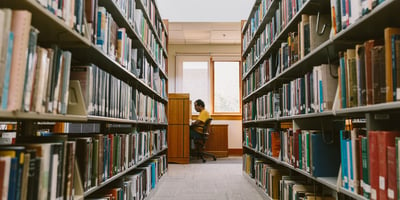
left=149, top=157, right=264, bottom=200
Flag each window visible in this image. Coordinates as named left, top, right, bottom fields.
left=213, top=61, right=240, bottom=113
left=182, top=61, right=210, bottom=113
left=176, top=55, right=241, bottom=115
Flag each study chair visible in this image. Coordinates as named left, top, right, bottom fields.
left=191, top=118, right=217, bottom=163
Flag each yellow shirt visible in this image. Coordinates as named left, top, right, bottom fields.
left=193, top=109, right=210, bottom=133
left=198, top=109, right=210, bottom=123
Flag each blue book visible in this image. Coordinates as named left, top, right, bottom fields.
left=310, top=132, right=341, bottom=177
left=151, top=162, right=156, bottom=189
left=8, top=157, right=18, bottom=200
left=339, top=52, right=347, bottom=108
left=340, top=130, right=349, bottom=189
left=391, top=35, right=400, bottom=100
left=2, top=32, right=13, bottom=110
left=348, top=139, right=354, bottom=192
left=319, top=79, right=323, bottom=112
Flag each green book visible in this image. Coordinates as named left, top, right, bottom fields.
left=361, top=136, right=370, bottom=198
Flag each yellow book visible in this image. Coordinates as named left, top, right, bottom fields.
left=384, top=27, right=400, bottom=102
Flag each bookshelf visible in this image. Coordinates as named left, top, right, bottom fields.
left=0, top=0, right=168, bottom=199
left=241, top=0, right=400, bottom=199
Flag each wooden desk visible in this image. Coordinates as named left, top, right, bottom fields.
left=205, top=124, right=228, bottom=157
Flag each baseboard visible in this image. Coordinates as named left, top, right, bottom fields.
left=228, top=148, right=243, bottom=156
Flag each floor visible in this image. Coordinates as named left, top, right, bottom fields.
left=149, top=156, right=265, bottom=200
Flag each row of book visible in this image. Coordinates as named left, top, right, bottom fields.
left=242, top=0, right=309, bottom=53
left=71, top=64, right=167, bottom=122
left=86, top=154, right=167, bottom=200
left=139, top=0, right=168, bottom=49
left=330, top=0, right=386, bottom=36
left=0, top=9, right=73, bottom=114
left=134, top=89, right=167, bottom=123
left=243, top=126, right=342, bottom=177
left=243, top=154, right=336, bottom=199
left=35, top=0, right=86, bottom=35
left=95, top=5, right=166, bottom=75
left=339, top=128, right=400, bottom=200
left=106, top=0, right=168, bottom=53
left=0, top=129, right=167, bottom=199
left=338, top=27, right=400, bottom=109
left=242, top=13, right=330, bottom=80
left=242, top=90, right=280, bottom=121
left=243, top=64, right=338, bottom=121
left=33, top=0, right=167, bottom=77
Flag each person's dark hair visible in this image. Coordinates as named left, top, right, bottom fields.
left=194, top=99, right=205, bottom=107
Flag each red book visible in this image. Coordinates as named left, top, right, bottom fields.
left=369, top=131, right=379, bottom=200
left=271, top=131, right=281, bottom=158
left=0, top=159, right=5, bottom=197
left=378, top=131, right=400, bottom=200
left=387, top=146, right=397, bottom=200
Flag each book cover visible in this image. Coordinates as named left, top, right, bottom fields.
left=310, top=131, right=341, bottom=177
left=8, top=10, right=32, bottom=111
left=369, top=131, right=379, bottom=200
left=387, top=146, right=397, bottom=200
left=22, top=27, right=39, bottom=112
left=377, top=131, right=400, bottom=200
left=371, top=45, right=386, bottom=104
left=384, top=28, right=400, bottom=102
left=356, top=44, right=366, bottom=106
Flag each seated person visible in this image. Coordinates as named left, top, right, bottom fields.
left=190, top=99, right=210, bottom=143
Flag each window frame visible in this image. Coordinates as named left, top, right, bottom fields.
left=210, top=58, right=242, bottom=115
left=176, top=55, right=242, bottom=117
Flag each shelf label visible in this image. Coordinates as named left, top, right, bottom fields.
left=379, top=176, right=385, bottom=190
left=388, top=189, right=394, bottom=199
left=371, top=189, right=377, bottom=200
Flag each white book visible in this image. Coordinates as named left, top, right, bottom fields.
left=50, top=154, right=59, bottom=200
left=32, top=47, right=49, bottom=113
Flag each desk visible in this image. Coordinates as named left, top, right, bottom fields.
left=206, top=124, right=229, bottom=157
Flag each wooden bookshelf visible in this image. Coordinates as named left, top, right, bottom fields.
left=0, top=0, right=91, bottom=47
left=0, top=0, right=169, bottom=198
left=241, top=0, right=400, bottom=199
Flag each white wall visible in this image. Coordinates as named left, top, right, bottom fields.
left=156, top=0, right=255, bottom=22
left=168, top=44, right=243, bottom=149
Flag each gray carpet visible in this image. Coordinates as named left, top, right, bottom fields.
left=149, top=157, right=265, bottom=200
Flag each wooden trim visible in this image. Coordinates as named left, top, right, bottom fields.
left=281, top=121, right=293, bottom=129
left=168, top=93, right=190, bottom=99
left=228, top=148, right=243, bottom=156
left=192, top=114, right=242, bottom=120
left=210, top=57, right=215, bottom=113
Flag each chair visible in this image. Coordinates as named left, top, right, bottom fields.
left=191, top=118, right=217, bottom=163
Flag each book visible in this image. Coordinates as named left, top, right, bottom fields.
left=309, top=14, right=330, bottom=52
left=387, top=146, right=397, bottom=200
left=8, top=10, right=32, bottom=111
left=377, top=131, right=400, bottom=200
left=371, top=45, right=386, bottom=104
left=310, top=131, right=341, bottom=177
left=22, top=27, right=39, bottom=112
left=32, top=47, right=49, bottom=113
left=384, top=28, right=400, bottom=102
left=356, top=44, right=366, bottom=106
left=0, top=9, right=12, bottom=109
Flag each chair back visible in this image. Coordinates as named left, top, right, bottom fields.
left=203, top=118, right=212, bottom=135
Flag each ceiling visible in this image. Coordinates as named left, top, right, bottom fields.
left=168, top=22, right=242, bottom=45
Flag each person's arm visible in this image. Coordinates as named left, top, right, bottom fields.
left=190, top=119, right=205, bottom=128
